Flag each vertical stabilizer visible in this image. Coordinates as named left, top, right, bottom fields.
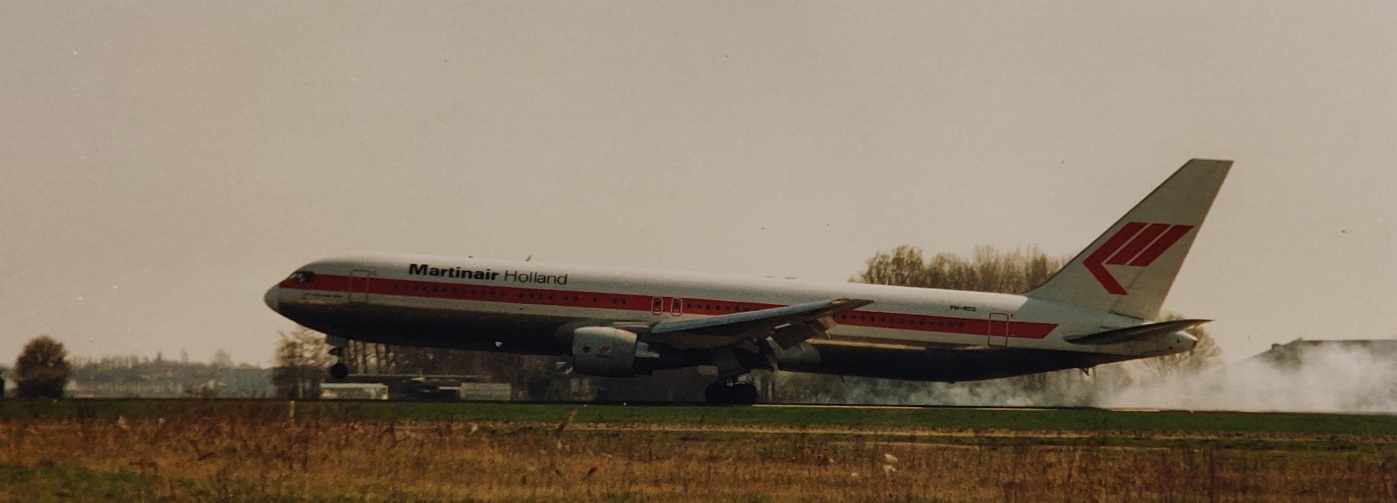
left=1025, top=159, right=1231, bottom=320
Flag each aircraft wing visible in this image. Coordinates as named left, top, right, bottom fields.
left=1063, top=318, right=1209, bottom=345
left=650, top=298, right=873, bottom=348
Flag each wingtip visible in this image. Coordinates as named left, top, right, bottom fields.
left=1185, top=158, right=1234, bottom=170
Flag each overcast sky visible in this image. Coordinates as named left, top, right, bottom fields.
left=3, top=2, right=1394, bottom=367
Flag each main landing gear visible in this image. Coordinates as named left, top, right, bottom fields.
left=705, top=347, right=762, bottom=405
left=705, top=378, right=758, bottom=405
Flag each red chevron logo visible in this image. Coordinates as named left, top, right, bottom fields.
left=1084, top=222, right=1194, bottom=295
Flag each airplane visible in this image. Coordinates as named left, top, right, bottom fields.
left=264, top=159, right=1230, bottom=404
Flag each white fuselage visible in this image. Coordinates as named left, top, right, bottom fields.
left=264, top=160, right=1227, bottom=386
left=265, top=253, right=1194, bottom=382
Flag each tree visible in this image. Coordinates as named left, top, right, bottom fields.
left=211, top=348, right=234, bottom=368
left=855, top=244, right=1064, bottom=293
left=272, top=327, right=332, bottom=399
left=14, top=335, right=72, bottom=398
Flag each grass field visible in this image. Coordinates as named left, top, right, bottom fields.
left=2, top=399, right=1395, bottom=502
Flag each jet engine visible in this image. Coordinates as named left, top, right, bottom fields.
left=569, top=326, right=691, bottom=377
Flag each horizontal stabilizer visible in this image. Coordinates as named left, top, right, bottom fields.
left=1063, top=318, right=1209, bottom=345
left=651, top=298, right=872, bottom=338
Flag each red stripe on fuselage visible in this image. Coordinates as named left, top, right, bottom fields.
left=281, top=275, right=1058, bottom=340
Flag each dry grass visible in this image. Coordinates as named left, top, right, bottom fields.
left=2, top=403, right=1395, bottom=502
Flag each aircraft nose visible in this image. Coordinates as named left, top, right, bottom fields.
left=264, top=285, right=280, bottom=312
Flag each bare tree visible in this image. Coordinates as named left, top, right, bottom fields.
left=211, top=348, right=234, bottom=368
left=855, top=244, right=1064, bottom=293
left=272, top=327, right=332, bottom=399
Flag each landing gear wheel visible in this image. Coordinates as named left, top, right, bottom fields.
left=326, top=336, right=349, bottom=379
left=732, top=383, right=758, bottom=404
left=705, top=383, right=728, bottom=404
left=705, top=381, right=759, bottom=405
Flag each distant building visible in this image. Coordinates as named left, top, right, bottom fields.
left=332, top=374, right=511, bottom=401
left=1214, top=338, right=1397, bottom=412
left=461, top=382, right=513, bottom=401
left=68, top=365, right=274, bottom=398
left=222, top=367, right=277, bottom=397
left=546, top=368, right=776, bottom=403
left=320, top=382, right=390, bottom=400
left=1248, top=338, right=1397, bottom=369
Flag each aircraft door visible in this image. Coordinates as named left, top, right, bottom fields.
left=348, top=270, right=372, bottom=303
left=987, top=313, right=1010, bottom=347
left=652, top=297, right=685, bottom=317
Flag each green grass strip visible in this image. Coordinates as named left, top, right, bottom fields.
left=3, top=399, right=1395, bottom=436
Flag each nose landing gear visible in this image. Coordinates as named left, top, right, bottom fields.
left=327, top=336, right=349, bottom=380
left=329, top=360, right=349, bottom=380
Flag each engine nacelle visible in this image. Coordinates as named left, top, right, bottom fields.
left=568, top=326, right=697, bottom=377
left=572, top=327, right=644, bottom=377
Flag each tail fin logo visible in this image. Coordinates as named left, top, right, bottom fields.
left=1084, top=222, right=1194, bottom=295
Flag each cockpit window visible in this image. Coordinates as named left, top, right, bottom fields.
left=288, top=271, right=316, bottom=283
